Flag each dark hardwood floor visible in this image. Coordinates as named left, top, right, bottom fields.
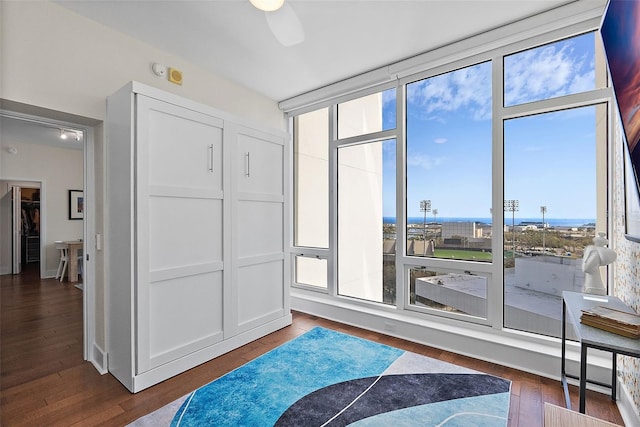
left=1, top=265, right=625, bottom=426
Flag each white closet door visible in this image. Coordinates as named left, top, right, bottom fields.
left=229, top=124, right=286, bottom=336
left=136, top=95, right=225, bottom=372
left=237, top=129, right=283, bottom=196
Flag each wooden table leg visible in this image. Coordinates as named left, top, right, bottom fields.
left=68, top=252, right=78, bottom=283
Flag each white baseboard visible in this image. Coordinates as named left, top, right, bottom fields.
left=128, top=314, right=292, bottom=392
left=43, top=269, right=58, bottom=279
left=91, top=343, right=108, bottom=374
left=617, top=381, right=640, bottom=427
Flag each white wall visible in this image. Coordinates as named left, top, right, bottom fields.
left=611, top=116, right=640, bottom=423
left=1, top=0, right=285, bottom=359
left=0, top=141, right=84, bottom=277
left=0, top=1, right=284, bottom=128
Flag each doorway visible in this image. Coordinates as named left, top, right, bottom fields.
left=0, top=182, right=41, bottom=276
left=0, top=110, right=96, bottom=365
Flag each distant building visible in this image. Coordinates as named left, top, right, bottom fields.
left=442, top=221, right=479, bottom=239
left=414, top=256, right=583, bottom=338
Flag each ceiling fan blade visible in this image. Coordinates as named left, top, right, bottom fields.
left=265, top=2, right=305, bottom=47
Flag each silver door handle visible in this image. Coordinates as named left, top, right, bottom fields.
left=244, top=152, right=250, bottom=177
left=208, top=144, right=214, bottom=172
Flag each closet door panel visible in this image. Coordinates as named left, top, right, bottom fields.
left=139, top=270, right=224, bottom=372
left=148, top=196, right=223, bottom=271
left=236, top=200, right=283, bottom=258
left=228, top=122, right=287, bottom=337
left=145, top=97, right=223, bottom=192
left=136, top=94, right=226, bottom=373
left=236, top=131, right=283, bottom=195
left=236, top=260, right=284, bottom=330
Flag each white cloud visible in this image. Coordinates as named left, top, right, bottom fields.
left=407, top=153, right=446, bottom=170
left=504, top=40, right=593, bottom=105
left=407, top=62, right=492, bottom=121
left=382, top=88, right=396, bottom=107
left=569, top=69, right=595, bottom=94
left=434, top=137, right=447, bottom=144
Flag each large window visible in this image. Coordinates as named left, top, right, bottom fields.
left=406, top=62, right=492, bottom=262
left=503, top=105, right=605, bottom=337
left=338, top=139, right=396, bottom=304
left=291, top=29, right=609, bottom=337
left=294, top=108, right=329, bottom=249
left=502, top=31, right=606, bottom=337
left=293, top=108, right=329, bottom=289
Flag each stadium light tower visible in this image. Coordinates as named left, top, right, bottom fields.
left=420, top=200, right=431, bottom=254
left=540, top=205, right=547, bottom=256
left=504, top=199, right=519, bottom=257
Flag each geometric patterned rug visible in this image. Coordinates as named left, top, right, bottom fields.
left=128, top=327, right=511, bottom=426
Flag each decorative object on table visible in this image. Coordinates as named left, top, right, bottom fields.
left=68, top=190, right=84, bottom=220
left=582, top=233, right=616, bottom=295
left=128, top=327, right=512, bottom=426
left=581, top=305, right=640, bottom=338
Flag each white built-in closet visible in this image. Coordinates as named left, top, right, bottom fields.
left=106, top=82, right=290, bottom=392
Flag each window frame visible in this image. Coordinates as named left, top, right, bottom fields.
left=335, top=136, right=397, bottom=305
left=289, top=20, right=613, bottom=337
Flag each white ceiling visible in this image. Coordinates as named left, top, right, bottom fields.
left=54, top=0, right=584, bottom=102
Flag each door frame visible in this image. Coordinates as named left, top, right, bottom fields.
left=12, top=185, right=22, bottom=274
left=0, top=109, right=96, bottom=363
left=8, top=183, right=40, bottom=274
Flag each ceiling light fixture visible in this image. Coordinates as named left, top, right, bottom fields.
left=59, top=129, right=83, bottom=142
left=250, top=0, right=284, bottom=12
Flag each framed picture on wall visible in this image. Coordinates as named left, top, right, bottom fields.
left=68, top=189, right=84, bottom=220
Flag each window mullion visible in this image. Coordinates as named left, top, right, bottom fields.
left=396, top=83, right=407, bottom=310
left=491, top=54, right=506, bottom=331
left=328, top=104, right=338, bottom=297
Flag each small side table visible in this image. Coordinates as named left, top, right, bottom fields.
left=561, top=291, right=640, bottom=413
left=64, top=240, right=84, bottom=283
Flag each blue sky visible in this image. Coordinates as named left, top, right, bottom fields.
left=382, top=32, right=599, bottom=220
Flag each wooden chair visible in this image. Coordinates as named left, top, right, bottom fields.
left=54, top=241, right=69, bottom=282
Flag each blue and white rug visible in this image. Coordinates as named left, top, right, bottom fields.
left=129, top=327, right=511, bottom=426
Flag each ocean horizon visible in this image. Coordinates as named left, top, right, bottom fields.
left=385, top=217, right=596, bottom=227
